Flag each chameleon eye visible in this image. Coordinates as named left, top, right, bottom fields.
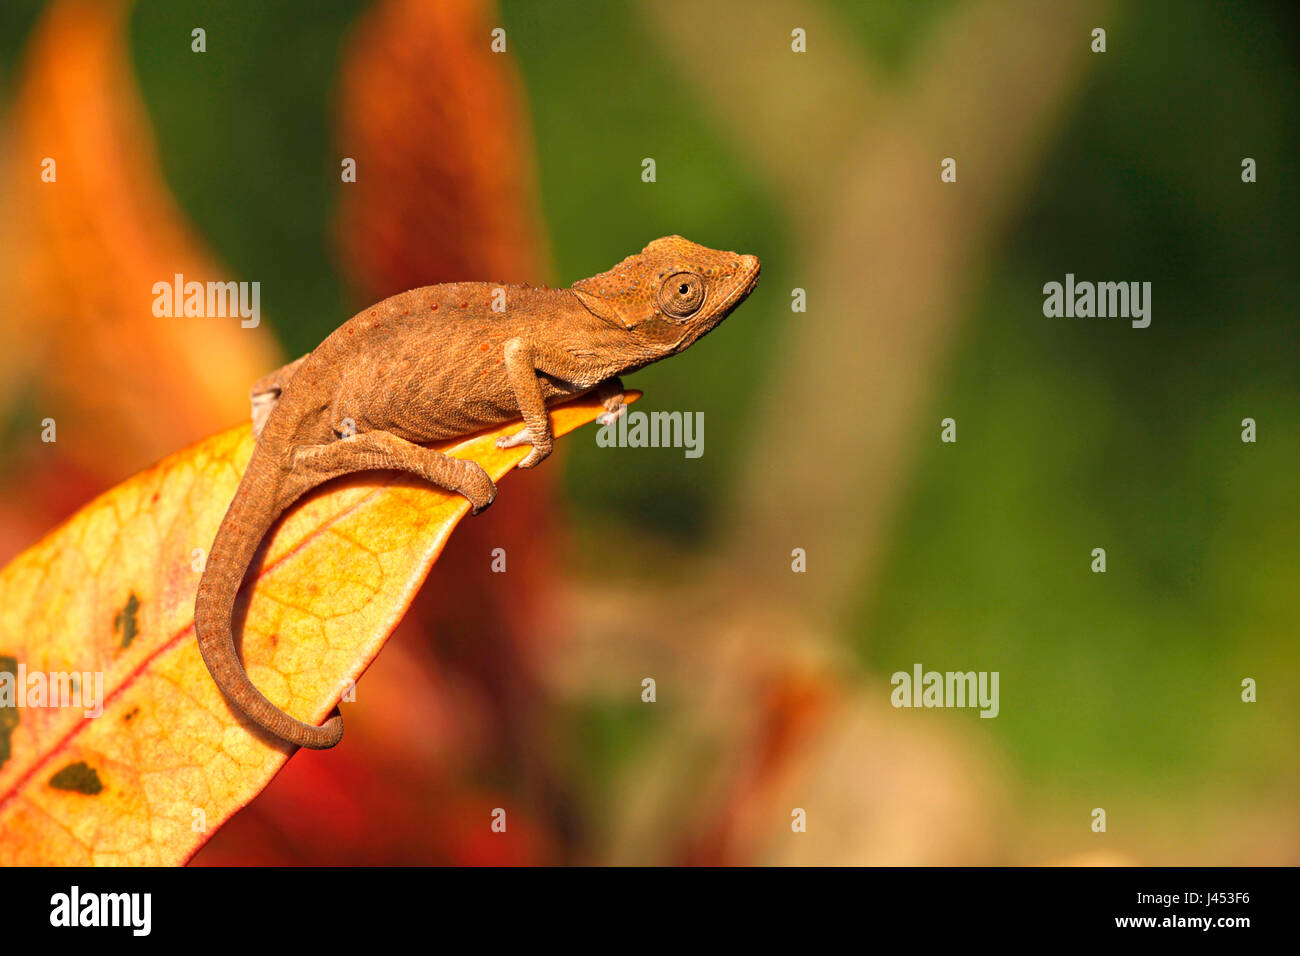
left=659, top=272, right=704, bottom=319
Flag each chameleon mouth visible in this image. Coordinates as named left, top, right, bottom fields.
left=717, top=254, right=761, bottom=313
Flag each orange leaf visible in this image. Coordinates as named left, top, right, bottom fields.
left=335, top=0, right=549, bottom=300
left=0, top=0, right=282, bottom=475
left=0, top=391, right=637, bottom=864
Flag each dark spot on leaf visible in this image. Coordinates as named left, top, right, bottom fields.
left=49, top=761, right=103, bottom=795
left=114, top=593, right=140, bottom=649
left=123, top=707, right=139, bottom=722
left=0, top=655, right=18, bottom=770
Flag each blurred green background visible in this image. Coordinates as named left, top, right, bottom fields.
left=1, top=0, right=1295, bottom=863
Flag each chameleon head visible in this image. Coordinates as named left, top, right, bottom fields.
left=571, top=236, right=761, bottom=360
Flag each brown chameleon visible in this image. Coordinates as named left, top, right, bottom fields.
left=195, top=236, right=761, bottom=748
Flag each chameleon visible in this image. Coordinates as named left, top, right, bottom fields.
left=195, top=236, right=761, bottom=749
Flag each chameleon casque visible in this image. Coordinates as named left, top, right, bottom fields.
left=195, top=236, right=761, bottom=748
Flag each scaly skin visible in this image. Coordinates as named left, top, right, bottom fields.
left=195, top=236, right=761, bottom=748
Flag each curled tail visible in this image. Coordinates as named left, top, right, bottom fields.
left=195, top=444, right=344, bottom=749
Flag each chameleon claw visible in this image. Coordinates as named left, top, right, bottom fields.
left=495, top=428, right=531, bottom=449
left=595, top=402, right=627, bottom=427
left=495, top=426, right=548, bottom=467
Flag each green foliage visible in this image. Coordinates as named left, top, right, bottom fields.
left=129, top=0, right=363, bottom=357
left=858, top=0, right=1299, bottom=797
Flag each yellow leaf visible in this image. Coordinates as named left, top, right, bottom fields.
left=0, top=391, right=637, bottom=864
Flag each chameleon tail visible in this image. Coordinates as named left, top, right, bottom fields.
left=194, top=444, right=345, bottom=749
